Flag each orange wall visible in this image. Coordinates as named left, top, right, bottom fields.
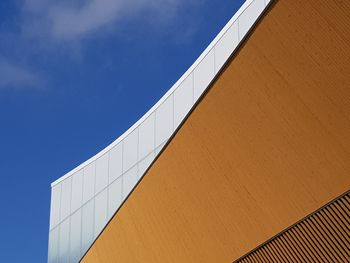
left=83, top=0, right=350, bottom=262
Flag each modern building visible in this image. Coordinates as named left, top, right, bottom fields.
left=48, top=0, right=350, bottom=262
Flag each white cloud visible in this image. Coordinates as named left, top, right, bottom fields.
left=51, top=0, right=124, bottom=40
left=0, top=0, right=202, bottom=89
left=0, top=60, right=44, bottom=89
left=22, top=0, right=185, bottom=41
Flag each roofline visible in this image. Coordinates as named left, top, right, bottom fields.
left=51, top=0, right=255, bottom=187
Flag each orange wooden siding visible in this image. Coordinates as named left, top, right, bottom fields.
left=82, top=0, right=350, bottom=262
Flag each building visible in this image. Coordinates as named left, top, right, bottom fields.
left=48, top=0, right=350, bottom=262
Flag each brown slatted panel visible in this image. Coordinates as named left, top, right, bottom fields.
left=235, top=191, right=350, bottom=263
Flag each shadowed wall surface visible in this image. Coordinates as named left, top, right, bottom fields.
left=82, top=0, right=350, bottom=262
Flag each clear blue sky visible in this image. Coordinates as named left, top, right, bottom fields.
left=0, top=0, right=244, bottom=261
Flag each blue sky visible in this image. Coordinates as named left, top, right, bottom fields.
left=0, top=0, right=244, bottom=261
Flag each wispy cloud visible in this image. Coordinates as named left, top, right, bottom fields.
left=22, top=0, right=184, bottom=41
left=0, top=0, right=203, bottom=90
left=0, top=59, right=44, bottom=89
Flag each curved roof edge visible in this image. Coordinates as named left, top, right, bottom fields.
left=51, top=0, right=261, bottom=187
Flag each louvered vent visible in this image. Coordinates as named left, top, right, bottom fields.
left=235, top=191, right=350, bottom=263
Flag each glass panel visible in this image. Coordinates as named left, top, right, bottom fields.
left=174, top=74, right=194, bottom=128
left=109, top=143, right=122, bottom=183
left=95, top=153, right=109, bottom=194
left=215, top=20, right=239, bottom=73
left=138, top=113, right=155, bottom=160
left=194, top=48, right=215, bottom=101
left=94, top=188, right=108, bottom=239
left=108, top=176, right=122, bottom=220
left=238, top=0, right=265, bottom=39
left=81, top=198, right=94, bottom=255
left=71, top=170, right=83, bottom=213
left=122, top=165, right=138, bottom=200
left=155, top=95, right=174, bottom=147
left=138, top=151, right=155, bottom=179
left=123, top=129, right=138, bottom=172
left=50, top=184, right=61, bottom=230
left=60, top=177, right=72, bottom=221
left=82, top=162, right=95, bottom=204
left=48, top=227, right=59, bottom=263
left=69, top=209, right=82, bottom=263
left=58, top=219, right=70, bottom=263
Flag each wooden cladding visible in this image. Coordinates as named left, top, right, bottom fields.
left=82, top=0, right=350, bottom=262
left=235, top=191, right=350, bottom=263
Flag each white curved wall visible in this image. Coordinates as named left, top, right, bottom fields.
left=48, top=0, right=272, bottom=262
